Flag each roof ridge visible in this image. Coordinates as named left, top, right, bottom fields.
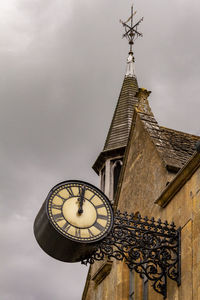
left=160, top=126, right=200, bottom=139
left=136, top=111, right=183, bottom=171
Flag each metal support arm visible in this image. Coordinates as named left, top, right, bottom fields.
left=81, top=210, right=181, bottom=298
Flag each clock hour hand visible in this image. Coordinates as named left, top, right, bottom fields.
left=78, top=186, right=85, bottom=215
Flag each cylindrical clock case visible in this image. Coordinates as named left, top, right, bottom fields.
left=34, top=199, right=98, bottom=262
left=34, top=180, right=113, bottom=263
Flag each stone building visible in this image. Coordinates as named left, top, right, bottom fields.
left=82, top=18, right=200, bottom=300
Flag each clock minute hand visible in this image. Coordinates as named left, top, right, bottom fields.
left=78, top=186, right=85, bottom=215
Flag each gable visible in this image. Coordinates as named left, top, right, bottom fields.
left=115, top=112, right=171, bottom=214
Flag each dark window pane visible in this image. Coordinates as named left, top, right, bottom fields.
left=101, top=166, right=105, bottom=192
left=113, top=160, right=122, bottom=196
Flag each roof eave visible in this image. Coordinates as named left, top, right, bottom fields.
left=155, top=151, right=200, bottom=207
left=92, top=146, right=126, bottom=175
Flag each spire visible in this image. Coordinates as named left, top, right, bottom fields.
left=103, top=5, right=143, bottom=151
left=93, top=5, right=142, bottom=174
left=103, top=76, right=138, bottom=152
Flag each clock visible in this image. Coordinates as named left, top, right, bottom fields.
left=47, top=180, right=113, bottom=242
left=34, top=180, right=113, bottom=262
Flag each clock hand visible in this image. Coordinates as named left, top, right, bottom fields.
left=78, top=186, right=85, bottom=215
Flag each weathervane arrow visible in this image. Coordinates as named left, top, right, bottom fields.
left=120, top=4, right=143, bottom=54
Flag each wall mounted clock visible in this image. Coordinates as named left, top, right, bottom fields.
left=34, top=180, right=113, bottom=262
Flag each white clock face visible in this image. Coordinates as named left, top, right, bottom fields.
left=47, top=180, right=113, bottom=243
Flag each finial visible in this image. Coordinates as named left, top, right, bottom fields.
left=136, top=88, right=153, bottom=115
left=125, top=52, right=135, bottom=77
left=120, top=4, right=143, bottom=55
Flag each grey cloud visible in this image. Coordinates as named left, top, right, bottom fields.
left=1, top=0, right=200, bottom=299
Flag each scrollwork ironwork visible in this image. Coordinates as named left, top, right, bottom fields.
left=81, top=210, right=181, bottom=298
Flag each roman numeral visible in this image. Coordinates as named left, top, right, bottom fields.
left=66, top=187, right=74, bottom=197
left=56, top=194, right=66, bottom=202
left=97, top=214, right=107, bottom=220
left=75, top=228, right=81, bottom=238
left=88, top=228, right=94, bottom=238
left=78, top=185, right=84, bottom=196
left=62, top=222, right=71, bottom=232
left=93, top=222, right=104, bottom=232
left=52, top=203, right=62, bottom=210
left=96, top=204, right=105, bottom=209
left=88, top=193, right=95, bottom=201
left=77, top=185, right=81, bottom=195
left=53, top=213, right=63, bottom=222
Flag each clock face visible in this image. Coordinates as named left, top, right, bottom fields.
left=47, top=180, right=113, bottom=243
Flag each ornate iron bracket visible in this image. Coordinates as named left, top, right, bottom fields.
left=81, top=210, right=181, bottom=298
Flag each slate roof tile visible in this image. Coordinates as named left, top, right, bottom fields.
left=138, top=109, right=200, bottom=171
left=104, top=76, right=138, bottom=151
left=161, top=127, right=200, bottom=167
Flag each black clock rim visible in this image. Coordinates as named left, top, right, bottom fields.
left=45, top=179, right=114, bottom=244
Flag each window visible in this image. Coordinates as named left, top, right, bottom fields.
left=111, top=159, right=123, bottom=198
left=129, top=269, right=135, bottom=300
left=100, top=158, right=123, bottom=201
left=100, top=166, right=105, bottom=192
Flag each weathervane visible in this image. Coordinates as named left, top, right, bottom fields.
left=120, top=4, right=143, bottom=54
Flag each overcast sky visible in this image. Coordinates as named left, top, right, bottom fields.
left=0, top=0, right=200, bottom=299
